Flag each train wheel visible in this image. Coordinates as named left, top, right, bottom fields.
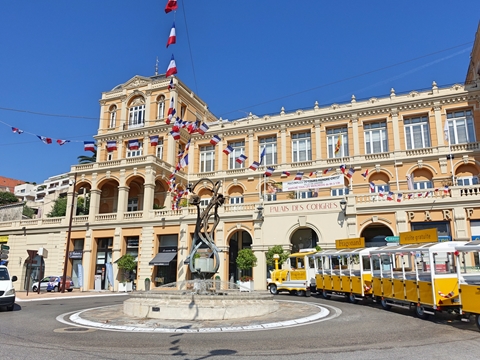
left=321, top=290, right=331, bottom=299
left=380, top=298, right=391, bottom=310
left=476, top=314, right=480, bottom=331
left=269, top=284, right=278, bottom=295
left=348, top=293, right=358, bottom=304
left=415, top=304, right=429, bottom=320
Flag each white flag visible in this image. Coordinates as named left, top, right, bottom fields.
left=444, top=121, right=449, bottom=142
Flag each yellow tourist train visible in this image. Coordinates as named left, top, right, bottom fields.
left=308, top=229, right=480, bottom=330
left=267, top=249, right=318, bottom=296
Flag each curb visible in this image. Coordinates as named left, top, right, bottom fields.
left=16, top=293, right=129, bottom=302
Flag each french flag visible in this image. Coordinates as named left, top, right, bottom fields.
left=170, top=130, right=180, bottom=140
left=397, top=193, right=403, bottom=202
left=423, top=191, right=430, bottom=198
left=180, top=154, right=189, bottom=168
left=323, top=168, right=332, bottom=175
left=264, top=167, right=274, bottom=177
left=187, top=120, right=199, bottom=134
left=166, top=54, right=177, bottom=77
left=346, top=168, right=355, bottom=178
left=378, top=186, right=385, bottom=197
left=164, top=0, right=178, bottom=13
left=197, top=122, right=209, bottom=135
left=339, top=164, right=346, bottom=174
left=249, top=161, right=260, bottom=171
left=309, top=171, right=317, bottom=177
left=128, top=139, right=140, bottom=150
left=168, top=77, right=174, bottom=90
left=84, top=141, right=95, bottom=152
left=37, top=135, right=52, bottom=144
left=369, top=182, right=375, bottom=192
left=57, top=139, right=70, bottom=146
left=236, top=154, right=247, bottom=164
left=167, top=96, right=175, bottom=124
left=166, top=22, right=176, bottom=48
left=387, top=192, right=394, bottom=201
left=444, top=186, right=449, bottom=195
left=106, top=141, right=117, bottom=151
left=12, top=127, right=24, bottom=134
left=150, top=135, right=159, bottom=147
left=210, top=135, right=221, bottom=145
left=223, top=145, right=233, bottom=155
left=294, top=172, right=304, bottom=181
left=185, top=139, right=191, bottom=151
left=361, top=169, right=369, bottom=178
left=407, top=193, right=413, bottom=199
left=282, top=171, right=291, bottom=177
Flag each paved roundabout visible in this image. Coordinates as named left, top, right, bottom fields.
left=57, top=300, right=340, bottom=333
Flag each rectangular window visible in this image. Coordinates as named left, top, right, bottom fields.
left=200, top=145, right=215, bottom=172
left=127, top=198, right=138, bottom=212
left=126, top=142, right=143, bottom=158
left=109, top=111, right=116, bottom=128
left=180, top=104, right=187, bottom=119
left=229, top=197, right=244, bottom=204
left=128, top=105, right=145, bottom=128
left=292, top=132, right=311, bottom=162
left=331, top=187, right=350, bottom=197
left=156, top=138, right=164, bottom=160
left=264, top=194, right=277, bottom=202
left=296, top=190, right=313, bottom=199
left=404, top=115, right=431, bottom=149
left=446, top=110, right=475, bottom=144
left=107, top=153, right=113, bottom=161
left=259, top=136, right=277, bottom=165
left=413, top=181, right=433, bottom=190
left=199, top=199, right=210, bottom=208
left=364, top=121, right=388, bottom=154
left=327, top=127, right=348, bottom=158
left=228, top=141, right=246, bottom=169
left=457, top=176, right=479, bottom=186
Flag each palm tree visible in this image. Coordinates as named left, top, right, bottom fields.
left=77, top=149, right=97, bottom=164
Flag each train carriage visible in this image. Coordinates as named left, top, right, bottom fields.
left=369, top=241, right=466, bottom=319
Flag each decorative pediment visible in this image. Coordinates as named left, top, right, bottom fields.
left=123, top=76, right=151, bottom=89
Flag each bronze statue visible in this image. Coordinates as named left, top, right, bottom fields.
left=184, top=178, right=224, bottom=279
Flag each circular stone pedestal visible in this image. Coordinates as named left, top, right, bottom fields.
left=124, top=291, right=279, bottom=321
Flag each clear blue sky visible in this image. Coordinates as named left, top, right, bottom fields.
left=0, top=1, right=478, bottom=184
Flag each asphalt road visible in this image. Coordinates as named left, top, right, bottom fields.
left=1, top=294, right=480, bottom=360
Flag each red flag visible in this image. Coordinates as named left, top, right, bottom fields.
left=164, top=0, right=178, bottom=13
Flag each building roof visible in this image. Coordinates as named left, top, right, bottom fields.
left=0, top=176, right=26, bottom=193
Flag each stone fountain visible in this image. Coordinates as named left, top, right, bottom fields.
left=123, top=178, right=278, bottom=321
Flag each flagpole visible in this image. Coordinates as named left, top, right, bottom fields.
left=394, top=151, right=399, bottom=191
left=445, top=122, right=455, bottom=186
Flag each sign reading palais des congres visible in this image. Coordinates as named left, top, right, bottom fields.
left=282, top=174, right=343, bottom=192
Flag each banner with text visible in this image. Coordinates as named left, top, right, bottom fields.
left=282, top=174, right=344, bottom=192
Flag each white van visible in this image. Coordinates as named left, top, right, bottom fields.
left=0, top=265, right=17, bottom=311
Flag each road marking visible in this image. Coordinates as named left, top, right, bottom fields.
left=57, top=300, right=342, bottom=334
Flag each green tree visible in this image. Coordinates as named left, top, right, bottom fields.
left=76, top=195, right=90, bottom=215
left=47, top=197, right=67, bottom=217
left=117, top=254, right=137, bottom=282
left=22, top=205, right=35, bottom=219
left=236, top=248, right=257, bottom=271
left=77, top=149, right=97, bottom=164
left=0, top=191, right=19, bottom=205
left=265, top=245, right=290, bottom=267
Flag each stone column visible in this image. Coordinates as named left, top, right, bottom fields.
left=248, top=130, right=254, bottom=163
left=454, top=207, right=469, bottom=241
left=390, top=109, right=401, bottom=151
left=176, top=223, right=189, bottom=282
left=117, top=186, right=129, bottom=220
left=145, top=90, right=152, bottom=122
left=138, top=226, right=155, bottom=290
left=351, top=114, right=360, bottom=156
left=314, top=120, right=321, bottom=160
left=143, top=166, right=156, bottom=218
left=88, top=189, right=101, bottom=224
left=280, top=125, right=287, bottom=164
left=433, top=103, right=445, bottom=147
left=119, top=95, right=127, bottom=132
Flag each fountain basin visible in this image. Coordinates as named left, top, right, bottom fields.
left=124, top=291, right=279, bottom=320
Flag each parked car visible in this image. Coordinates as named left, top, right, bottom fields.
left=32, top=276, right=73, bottom=292
left=0, top=265, right=17, bottom=311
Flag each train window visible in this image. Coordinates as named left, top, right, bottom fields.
left=308, top=257, right=315, bottom=269
left=362, top=256, right=371, bottom=271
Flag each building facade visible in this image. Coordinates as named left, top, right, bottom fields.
left=2, top=26, right=480, bottom=292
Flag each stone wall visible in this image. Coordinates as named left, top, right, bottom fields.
left=0, top=202, right=24, bottom=221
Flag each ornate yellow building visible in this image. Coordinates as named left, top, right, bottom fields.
left=2, top=25, right=480, bottom=292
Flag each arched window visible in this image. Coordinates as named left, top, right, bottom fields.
left=109, top=105, right=117, bottom=128
left=157, top=95, right=165, bottom=119
left=128, top=97, right=145, bottom=129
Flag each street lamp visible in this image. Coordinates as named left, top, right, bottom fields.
left=61, top=172, right=77, bottom=293
left=339, top=198, right=347, bottom=215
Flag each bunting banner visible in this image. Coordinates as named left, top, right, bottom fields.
left=150, top=135, right=159, bottom=147
left=106, top=141, right=117, bottom=152
left=84, top=141, right=95, bottom=152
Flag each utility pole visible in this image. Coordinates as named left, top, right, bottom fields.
left=62, top=172, right=77, bottom=293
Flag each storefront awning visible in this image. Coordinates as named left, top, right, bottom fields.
left=149, top=252, right=177, bottom=266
